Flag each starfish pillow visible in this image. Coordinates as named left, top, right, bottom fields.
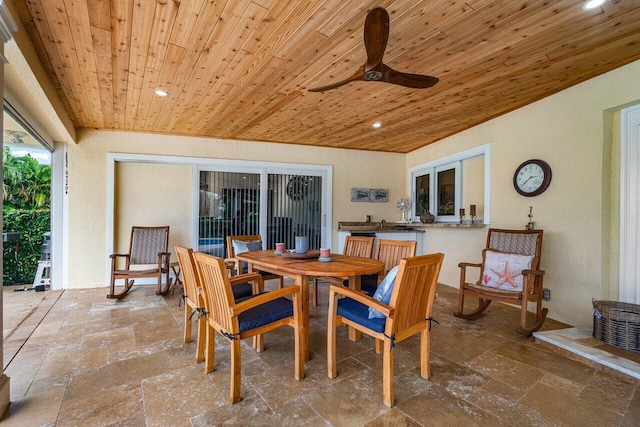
left=482, top=250, right=533, bottom=292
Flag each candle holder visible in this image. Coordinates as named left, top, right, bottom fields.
left=470, top=214, right=477, bottom=225
left=459, top=214, right=465, bottom=224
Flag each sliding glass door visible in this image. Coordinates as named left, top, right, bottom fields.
left=198, top=166, right=328, bottom=257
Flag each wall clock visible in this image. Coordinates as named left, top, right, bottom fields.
left=286, top=176, right=308, bottom=200
left=513, top=159, right=552, bottom=197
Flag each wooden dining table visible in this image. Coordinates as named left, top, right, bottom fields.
left=235, top=249, right=384, bottom=361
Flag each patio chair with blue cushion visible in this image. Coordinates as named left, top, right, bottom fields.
left=310, top=235, right=375, bottom=306
left=175, top=245, right=261, bottom=363
left=226, top=235, right=284, bottom=288
left=327, top=252, right=444, bottom=407
left=360, top=239, right=417, bottom=295
left=194, top=252, right=303, bottom=404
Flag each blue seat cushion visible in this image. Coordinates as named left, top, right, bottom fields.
left=232, top=282, right=253, bottom=300
left=336, top=297, right=386, bottom=333
left=238, top=297, right=293, bottom=332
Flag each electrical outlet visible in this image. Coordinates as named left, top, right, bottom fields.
left=542, top=288, right=551, bottom=301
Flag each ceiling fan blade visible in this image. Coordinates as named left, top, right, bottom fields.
left=307, top=66, right=365, bottom=92
left=380, top=64, right=439, bottom=88
left=363, top=7, right=389, bottom=70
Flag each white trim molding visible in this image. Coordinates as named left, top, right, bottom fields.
left=620, top=104, right=640, bottom=304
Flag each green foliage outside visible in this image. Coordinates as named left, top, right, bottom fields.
left=2, top=147, right=51, bottom=285
left=3, top=210, right=49, bottom=284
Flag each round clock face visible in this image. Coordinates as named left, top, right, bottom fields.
left=286, top=176, right=308, bottom=200
left=513, top=159, right=552, bottom=197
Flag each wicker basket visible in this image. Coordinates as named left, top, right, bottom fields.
left=592, top=299, right=640, bottom=352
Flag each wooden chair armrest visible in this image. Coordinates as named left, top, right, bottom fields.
left=522, top=268, right=545, bottom=276
left=229, top=272, right=262, bottom=284
left=157, top=252, right=171, bottom=265
left=328, top=284, right=394, bottom=318
left=458, top=261, right=481, bottom=268
left=229, top=272, right=263, bottom=294
left=224, top=257, right=241, bottom=276
left=231, top=285, right=300, bottom=315
left=109, top=253, right=130, bottom=259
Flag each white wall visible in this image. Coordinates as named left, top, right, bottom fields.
left=407, top=59, right=640, bottom=328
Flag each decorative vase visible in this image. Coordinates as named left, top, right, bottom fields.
left=420, top=210, right=435, bottom=224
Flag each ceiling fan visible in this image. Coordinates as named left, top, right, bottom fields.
left=308, top=7, right=439, bottom=93
left=3, top=130, right=26, bottom=144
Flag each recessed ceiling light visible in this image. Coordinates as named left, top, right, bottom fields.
left=154, top=89, right=168, bottom=97
left=373, top=122, right=382, bottom=128
left=583, top=0, right=606, bottom=10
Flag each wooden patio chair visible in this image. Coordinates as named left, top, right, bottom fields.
left=360, top=239, right=417, bottom=295
left=454, top=228, right=547, bottom=336
left=108, top=226, right=172, bottom=298
left=175, top=245, right=261, bottom=363
left=226, top=235, right=284, bottom=288
left=327, top=253, right=444, bottom=407
left=310, top=235, right=375, bottom=306
left=194, top=252, right=303, bottom=403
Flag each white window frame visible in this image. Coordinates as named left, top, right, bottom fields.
left=409, top=144, right=491, bottom=224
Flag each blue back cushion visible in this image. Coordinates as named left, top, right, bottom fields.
left=368, top=265, right=399, bottom=319
left=232, top=240, right=263, bottom=274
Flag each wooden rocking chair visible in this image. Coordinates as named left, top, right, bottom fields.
left=454, top=228, right=547, bottom=336
left=108, top=226, right=172, bottom=298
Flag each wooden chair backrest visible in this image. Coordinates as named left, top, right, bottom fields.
left=343, top=235, right=375, bottom=258
left=374, top=239, right=418, bottom=276
left=175, top=245, right=200, bottom=305
left=129, top=226, right=169, bottom=264
left=226, top=235, right=264, bottom=258
left=389, top=253, right=444, bottom=334
left=486, top=228, right=543, bottom=261
left=194, top=252, right=237, bottom=333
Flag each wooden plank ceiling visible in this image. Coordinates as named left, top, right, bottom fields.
left=12, top=0, right=640, bottom=153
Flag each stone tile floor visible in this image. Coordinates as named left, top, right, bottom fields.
left=2, top=281, right=640, bottom=426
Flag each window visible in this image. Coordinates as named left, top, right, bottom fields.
left=409, top=144, right=490, bottom=223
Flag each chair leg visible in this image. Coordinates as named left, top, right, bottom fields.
left=184, top=304, right=192, bottom=343
left=253, top=334, right=264, bottom=352
left=205, top=325, right=215, bottom=374
left=107, top=278, right=134, bottom=299
left=230, top=339, right=242, bottom=403
left=311, top=278, right=318, bottom=307
left=382, top=338, right=394, bottom=408
left=375, top=338, right=383, bottom=354
left=420, top=328, right=431, bottom=379
left=278, top=276, right=284, bottom=289
left=453, top=291, right=492, bottom=320
left=196, top=310, right=206, bottom=363
left=327, top=293, right=338, bottom=379
left=517, top=305, right=549, bottom=337
left=156, top=271, right=172, bottom=296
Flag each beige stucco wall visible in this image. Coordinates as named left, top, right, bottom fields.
left=407, top=59, right=640, bottom=328
left=114, top=162, right=193, bottom=255
left=66, top=132, right=405, bottom=289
